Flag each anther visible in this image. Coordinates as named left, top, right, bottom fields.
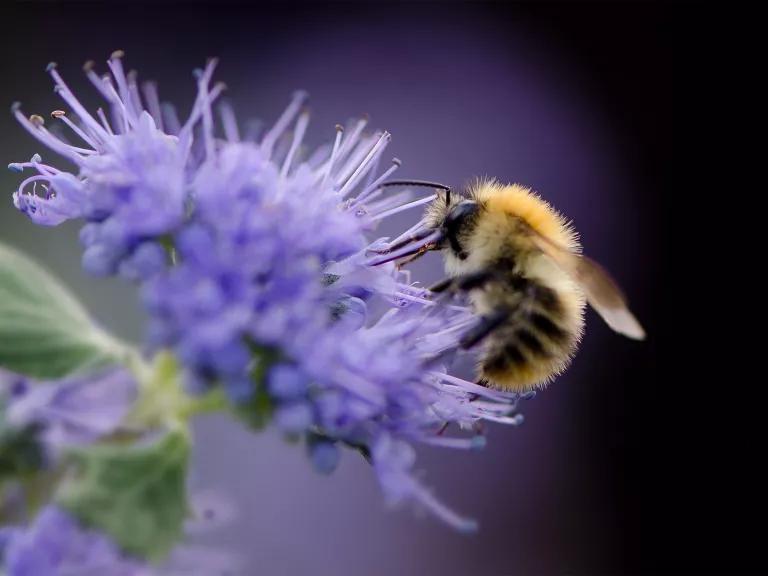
left=46, top=62, right=57, bottom=72
left=110, top=50, right=125, bottom=60
left=10, top=101, right=21, bottom=113
left=29, top=115, right=45, bottom=126
left=51, top=110, right=66, bottom=119
left=335, top=124, right=344, bottom=132
left=392, top=158, right=402, bottom=167
left=83, top=60, right=95, bottom=72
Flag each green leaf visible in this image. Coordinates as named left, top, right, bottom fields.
left=234, top=344, right=280, bottom=430
left=56, top=429, right=190, bottom=561
left=0, top=417, right=45, bottom=482
left=0, top=241, right=126, bottom=379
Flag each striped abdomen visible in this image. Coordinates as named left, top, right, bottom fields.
left=477, top=274, right=584, bottom=392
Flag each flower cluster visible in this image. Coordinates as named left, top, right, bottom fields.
left=4, top=52, right=526, bottom=572
left=0, top=368, right=146, bottom=574
left=0, top=506, right=145, bottom=576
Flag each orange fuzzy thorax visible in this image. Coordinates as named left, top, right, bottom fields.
left=470, top=180, right=580, bottom=252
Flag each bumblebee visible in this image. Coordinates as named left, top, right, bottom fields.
left=375, top=178, right=644, bottom=392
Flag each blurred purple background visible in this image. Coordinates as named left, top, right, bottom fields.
left=0, top=3, right=688, bottom=575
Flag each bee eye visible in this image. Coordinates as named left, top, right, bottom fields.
left=443, top=201, right=478, bottom=260
left=444, top=201, right=478, bottom=232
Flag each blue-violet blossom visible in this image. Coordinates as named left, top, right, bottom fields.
left=9, top=52, right=525, bottom=531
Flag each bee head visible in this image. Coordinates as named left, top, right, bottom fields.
left=440, top=198, right=480, bottom=260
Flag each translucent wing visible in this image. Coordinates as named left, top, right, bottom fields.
left=529, top=229, right=646, bottom=340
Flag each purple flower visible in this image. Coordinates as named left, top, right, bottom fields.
left=0, top=506, right=147, bottom=576
left=10, top=53, right=198, bottom=278
left=3, top=368, right=136, bottom=455
left=10, top=53, right=526, bottom=531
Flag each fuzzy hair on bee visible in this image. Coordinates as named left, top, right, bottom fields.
left=377, top=177, right=645, bottom=393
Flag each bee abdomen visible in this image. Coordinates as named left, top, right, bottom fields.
left=479, top=286, right=579, bottom=392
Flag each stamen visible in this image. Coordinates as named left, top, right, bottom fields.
left=366, top=229, right=443, bottom=266
left=217, top=102, right=240, bottom=143
left=83, top=60, right=114, bottom=101
left=363, top=148, right=382, bottom=190
left=37, top=125, right=96, bottom=156
left=393, top=290, right=467, bottom=312
left=338, top=131, right=391, bottom=198
left=199, top=73, right=220, bottom=161
left=50, top=110, right=99, bottom=150
left=261, top=90, right=308, bottom=159
left=96, top=108, right=115, bottom=135
left=107, top=50, right=140, bottom=123
left=179, top=81, right=226, bottom=159
left=126, top=71, right=145, bottom=121
left=45, top=64, right=111, bottom=147
left=12, top=108, right=85, bottom=164
left=385, top=218, right=428, bottom=249
left=334, top=133, right=378, bottom=189
left=280, top=111, right=309, bottom=178
left=179, top=61, right=225, bottom=143
left=161, top=103, right=182, bottom=135
left=418, top=435, right=486, bottom=450
left=353, top=158, right=401, bottom=205
left=178, top=58, right=219, bottom=136
left=101, top=76, right=131, bottom=133
left=141, top=81, right=165, bottom=133
left=320, top=124, right=344, bottom=188
left=409, top=481, right=478, bottom=533
left=366, top=191, right=424, bottom=217
left=8, top=156, right=60, bottom=176
left=431, top=372, right=517, bottom=402
left=470, top=399, right=520, bottom=415
left=370, top=193, right=436, bottom=221
left=371, top=224, right=434, bottom=254
left=478, top=413, right=525, bottom=426
left=18, top=175, right=51, bottom=196
left=335, top=116, right=367, bottom=165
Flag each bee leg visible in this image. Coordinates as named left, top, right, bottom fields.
left=394, top=243, right=436, bottom=268
left=428, top=277, right=455, bottom=293
left=459, top=308, right=511, bottom=349
left=428, top=271, right=501, bottom=294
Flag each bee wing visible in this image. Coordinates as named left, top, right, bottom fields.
left=529, top=231, right=646, bottom=340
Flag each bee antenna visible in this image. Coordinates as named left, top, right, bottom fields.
left=379, top=179, right=452, bottom=204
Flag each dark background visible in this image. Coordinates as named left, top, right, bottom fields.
left=1, top=2, right=755, bottom=575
